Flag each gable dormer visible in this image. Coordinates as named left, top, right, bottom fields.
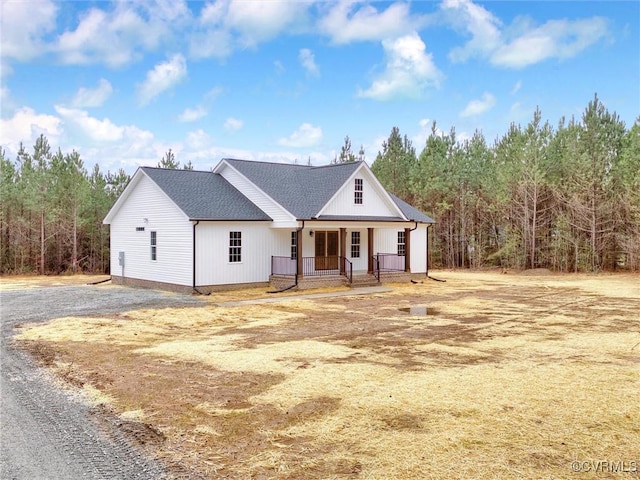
left=318, top=162, right=406, bottom=219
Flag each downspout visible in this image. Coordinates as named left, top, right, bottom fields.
left=192, top=221, right=210, bottom=295
left=426, top=222, right=445, bottom=282
left=407, top=221, right=418, bottom=273
left=426, top=223, right=430, bottom=278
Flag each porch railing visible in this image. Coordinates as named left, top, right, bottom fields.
left=372, top=253, right=405, bottom=281
left=271, top=256, right=352, bottom=283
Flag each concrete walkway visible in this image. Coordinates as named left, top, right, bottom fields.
left=217, top=285, right=393, bottom=307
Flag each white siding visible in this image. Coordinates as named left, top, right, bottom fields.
left=373, top=226, right=428, bottom=274
left=217, top=164, right=296, bottom=227
left=109, top=175, right=192, bottom=286
left=374, top=228, right=401, bottom=256
left=410, top=225, right=428, bottom=274
left=321, top=168, right=401, bottom=218
left=196, top=223, right=290, bottom=285
left=345, top=228, right=366, bottom=272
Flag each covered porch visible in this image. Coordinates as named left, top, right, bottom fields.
left=269, top=222, right=422, bottom=290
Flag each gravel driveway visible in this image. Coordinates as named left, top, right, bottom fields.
left=1, top=283, right=204, bottom=480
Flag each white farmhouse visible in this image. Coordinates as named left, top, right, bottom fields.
left=103, top=158, right=434, bottom=293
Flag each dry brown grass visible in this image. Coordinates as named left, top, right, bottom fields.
left=15, top=271, right=640, bottom=479
left=0, top=274, right=110, bottom=290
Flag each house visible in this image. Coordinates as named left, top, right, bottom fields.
left=103, top=158, right=434, bottom=293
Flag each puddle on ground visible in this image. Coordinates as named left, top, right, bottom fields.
left=399, top=306, right=440, bottom=316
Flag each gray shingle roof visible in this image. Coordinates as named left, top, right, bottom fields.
left=222, top=158, right=361, bottom=219
left=140, top=161, right=434, bottom=224
left=142, top=167, right=271, bottom=221
left=389, top=193, right=435, bottom=223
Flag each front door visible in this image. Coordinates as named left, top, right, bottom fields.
left=315, top=230, right=339, bottom=270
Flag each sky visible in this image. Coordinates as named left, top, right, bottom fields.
left=1, top=0, right=639, bottom=174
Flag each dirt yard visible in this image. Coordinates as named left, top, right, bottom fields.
left=11, top=271, right=640, bottom=479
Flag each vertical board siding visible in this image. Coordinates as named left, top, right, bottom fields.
left=218, top=165, right=294, bottom=225
left=410, top=226, right=428, bottom=274
left=322, top=170, right=400, bottom=218
left=110, top=175, right=192, bottom=286
left=373, top=229, right=401, bottom=256
left=348, top=228, right=368, bottom=272
left=196, top=223, right=289, bottom=285
left=372, top=227, right=428, bottom=273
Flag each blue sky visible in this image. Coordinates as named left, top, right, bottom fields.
left=1, top=0, right=638, bottom=174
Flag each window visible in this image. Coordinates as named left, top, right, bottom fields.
left=354, top=178, right=363, bottom=204
left=351, top=231, right=361, bottom=258
left=150, top=231, right=157, bottom=261
left=136, top=227, right=145, bottom=232
left=229, top=231, right=242, bottom=263
left=290, top=231, right=298, bottom=260
left=397, top=231, right=406, bottom=256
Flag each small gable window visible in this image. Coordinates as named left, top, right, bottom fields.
left=351, top=231, right=361, bottom=258
left=229, top=231, right=242, bottom=263
left=150, top=231, right=157, bottom=261
left=397, top=231, right=406, bottom=256
left=354, top=178, right=363, bottom=204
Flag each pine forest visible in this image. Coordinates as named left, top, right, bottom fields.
left=1, top=94, right=639, bottom=275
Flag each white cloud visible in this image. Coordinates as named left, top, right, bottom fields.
left=0, top=107, right=62, bottom=153
left=189, top=29, right=234, bottom=59
left=54, top=106, right=124, bottom=142
left=138, top=54, right=187, bottom=105
left=358, top=32, right=443, bottom=100
left=186, top=129, right=212, bottom=150
left=205, top=86, right=224, bottom=100
left=413, top=118, right=447, bottom=146
left=224, top=117, right=244, bottom=132
left=178, top=105, right=207, bottom=122
left=71, top=79, right=113, bottom=108
left=443, top=0, right=502, bottom=63
left=225, top=0, right=309, bottom=47
left=1, top=0, right=57, bottom=60
left=278, top=123, right=323, bottom=148
left=190, top=0, right=309, bottom=58
left=511, top=80, right=522, bottom=95
left=460, top=92, right=496, bottom=117
left=54, top=1, right=190, bottom=67
left=299, top=48, right=319, bottom=76
left=319, top=1, right=429, bottom=44
left=491, top=17, right=609, bottom=68
left=443, top=0, right=609, bottom=69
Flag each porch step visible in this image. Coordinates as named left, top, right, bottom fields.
left=350, top=274, right=380, bottom=288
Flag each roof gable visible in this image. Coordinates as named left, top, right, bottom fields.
left=220, top=158, right=363, bottom=219
left=317, top=162, right=407, bottom=220
left=142, top=168, right=271, bottom=221
left=104, top=167, right=271, bottom=223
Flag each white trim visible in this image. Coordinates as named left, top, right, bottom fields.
left=315, top=162, right=407, bottom=220
left=214, top=159, right=297, bottom=225
left=104, top=169, right=190, bottom=224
